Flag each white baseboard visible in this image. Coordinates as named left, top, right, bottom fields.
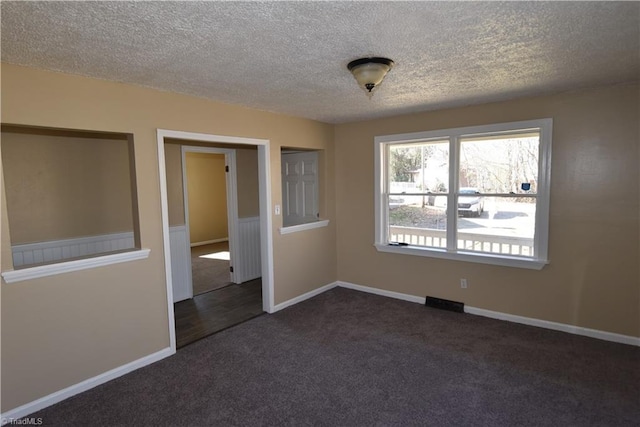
left=5, top=280, right=637, bottom=422
left=464, top=306, right=640, bottom=347
left=337, top=281, right=426, bottom=304
left=273, top=281, right=338, bottom=312
left=336, top=281, right=640, bottom=347
left=190, top=238, right=228, bottom=247
left=0, top=347, right=174, bottom=423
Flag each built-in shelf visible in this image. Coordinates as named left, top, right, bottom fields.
left=1, top=249, right=151, bottom=283
left=279, top=219, right=330, bottom=235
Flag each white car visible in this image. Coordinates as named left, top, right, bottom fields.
left=458, top=187, right=484, bottom=217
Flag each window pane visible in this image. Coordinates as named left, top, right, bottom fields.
left=388, top=201, right=447, bottom=249
left=459, top=133, right=539, bottom=194
left=456, top=197, right=536, bottom=257
left=389, top=141, right=449, bottom=194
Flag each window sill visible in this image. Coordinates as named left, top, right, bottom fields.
left=1, top=249, right=151, bottom=283
left=374, top=243, right=547, bottom=270
left=279, top=219, right=330, bottom=235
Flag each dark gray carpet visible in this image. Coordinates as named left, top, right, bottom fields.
left=30, top=288, right=639, bottom=426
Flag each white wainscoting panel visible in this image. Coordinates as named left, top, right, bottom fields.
left=11, top=231, right=135, bottom=268
left=169, top=225, right=192, bottom=302
left=237, top=217, right=261, bottom=283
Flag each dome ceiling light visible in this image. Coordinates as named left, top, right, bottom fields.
left=347, top=57, right=395, bottom=98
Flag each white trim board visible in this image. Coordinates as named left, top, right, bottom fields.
left=0, top=347, right=174, bottom=424
left=273, top=282, right=338, bottom=312
left=1, top=249, right=150, bottom=284
left=157, top=128, right=275, bottom=356
left=335, top=281, right=640, bottom=347
left=279, top=219, right=330, bottom=235
left=6, top=278, right=636, bottom=420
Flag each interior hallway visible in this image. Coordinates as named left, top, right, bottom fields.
left=174, top=279, right=264, bottom=348
left=191, top=241, right=232, bottom=295
left=178, top=240, right=263, bottom=348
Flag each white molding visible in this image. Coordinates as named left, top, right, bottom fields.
left=272, top=281, right=338, bottom=312
left=190, top=237, right=229, bottom=247
left=374, top=118, right=552, bottom=269
left=4, top=278, right=636, bottom=420
left=337, top=281, right=425, bottom=304
left=464, top=306, right=640, bottom=347
left=157, top=129, right=275, bottom=340
left=157, top=136, right=177, bottom=351
left=279, top=219, right=330, bottom=235
left=0, top=347, right=174, bottom=423
left=1, top=249, right=150, bottom=284
left=336, top=281, right=639, bottom=347
left=257, top=144, right=275, bottom=313
left=156, top=129, right=267, bottom=147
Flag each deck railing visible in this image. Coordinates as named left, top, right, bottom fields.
left=389, top=226, right=533, bottom=256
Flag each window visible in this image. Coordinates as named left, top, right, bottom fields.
left=375, top=119, right=552, bottom=269
left=1, top=124, right=147, bottom=282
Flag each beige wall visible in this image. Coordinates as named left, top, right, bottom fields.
left=335, top=83, right=639, bottom=338
left=185, top=152, right=228, bottom=243
left=0, top=64, right=336, bottom=412
left=2, top=61, right=635, bottom=416
left=236, top=148, right=260, bottom=218
left=164, top=142, right=260, bottom=226
left=163, top=143, right=185, bottom=226
left=1, top=130, right=134, bottom=245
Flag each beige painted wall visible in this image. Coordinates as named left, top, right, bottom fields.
left=185, top=152, right=228, bottom=243
left=335, top=83, right=639, bottom=338
left=3, top=61, right=635, bottom=416
left=164, top=142, right=260, bottom=226
left=163, top=143, right=185, bottom=226
left=0, top=64, right=336, bottom=412
left=236, top=148, right=260, bottom=218
left=1, top=130, right=134, bottom=245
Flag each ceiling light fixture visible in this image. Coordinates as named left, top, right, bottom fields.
left=347, top=57, right=395, bottom=97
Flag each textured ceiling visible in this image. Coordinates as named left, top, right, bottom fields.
left=1, top=1, right=638, bottom=124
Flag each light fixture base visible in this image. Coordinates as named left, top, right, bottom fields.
left=347, top=57, right=395, bottom=97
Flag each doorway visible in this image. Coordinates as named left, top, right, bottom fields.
left=157, top=129, right=274, bottom=352
left=182, top=146, right=236, bottom=298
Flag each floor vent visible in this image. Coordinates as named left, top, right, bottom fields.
left=425, top=296, right=464, bottom=313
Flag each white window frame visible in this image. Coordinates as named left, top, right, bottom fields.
left=374, top=118, right=552, bottom=270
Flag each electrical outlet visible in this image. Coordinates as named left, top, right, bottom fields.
left=460, top=278, right=468, bottom=289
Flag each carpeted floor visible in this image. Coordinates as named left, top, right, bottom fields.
left=191, top=242, right=231, bottom=295
left=30, top=288, right=639, bottom=426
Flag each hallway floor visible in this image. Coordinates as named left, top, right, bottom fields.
left=174, top=278, right=264, bottom=348
left=191, top=242, right=232, bottom=296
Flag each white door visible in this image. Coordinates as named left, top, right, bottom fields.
left=281, top=151, right=318, bottom=227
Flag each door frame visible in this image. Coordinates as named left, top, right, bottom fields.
left=157, top=129, right=274, bottom=352
left=182, top=146, right=239, bottom=292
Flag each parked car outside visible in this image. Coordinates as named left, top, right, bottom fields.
left=458, top=187, right=484, bottom=217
